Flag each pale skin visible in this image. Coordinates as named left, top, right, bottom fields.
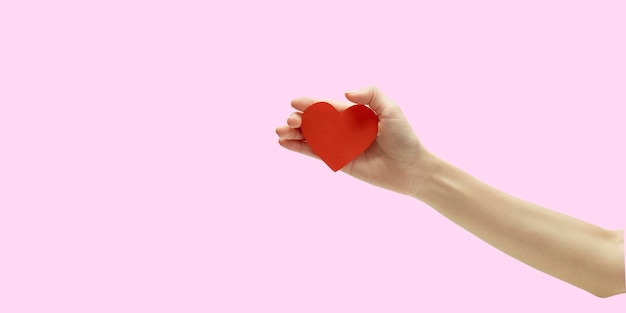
left=275, top=86, right=625, bottom=298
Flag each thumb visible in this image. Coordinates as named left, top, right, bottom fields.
left=345, top=85, right=395, bottom=116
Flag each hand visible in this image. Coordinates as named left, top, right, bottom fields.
left=276, top=86, right=429, bottom=196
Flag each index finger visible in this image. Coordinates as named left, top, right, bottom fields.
left=290, top=97, right=354, bottom=112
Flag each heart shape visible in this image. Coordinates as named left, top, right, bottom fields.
left=301, top=102, right=379, bottom=172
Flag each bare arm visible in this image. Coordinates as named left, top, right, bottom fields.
left=277, top=85, right=625, bottom=297
left=412, top=151, right=625, bottom=297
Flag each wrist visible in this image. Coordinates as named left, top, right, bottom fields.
left=406, top=150, right=464, bottom=203
left=405, top=149, right=441, bottom=200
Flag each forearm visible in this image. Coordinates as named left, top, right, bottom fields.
left=411, top=151, right=625, bottom=297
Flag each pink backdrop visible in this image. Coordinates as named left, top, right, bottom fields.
left=1, top=0, right=625, bottom=312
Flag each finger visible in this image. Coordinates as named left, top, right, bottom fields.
left=286, top=112, right=302, bottom=128
left=278, top=138, right=318, bottom=159
left=275, top=125, right=304, bottom=140
left=344, top=85, right=398, bottom=117
left=291, top=97, right=353, bottom=112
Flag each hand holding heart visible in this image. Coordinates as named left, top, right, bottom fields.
left=276, top=86, right=428, bottom=196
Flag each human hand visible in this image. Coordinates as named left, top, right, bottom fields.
left=276, top=86, right=429, bottom=196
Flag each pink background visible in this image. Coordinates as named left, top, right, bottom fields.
left=1, top=0, right=625, bottom=312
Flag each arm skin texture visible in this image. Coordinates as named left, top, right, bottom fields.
left=411, top=150, right=625, bottom=298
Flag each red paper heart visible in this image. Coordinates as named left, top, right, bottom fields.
left=301, top=102, right=379, bottom=172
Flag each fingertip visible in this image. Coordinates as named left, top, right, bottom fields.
left=291, top=97, right=318, bottom=111
left=278, top=137, right=296, bottom=151
left=287, top=112, right=302, bottom=128
left=275, top=125, right=284, bottom=135
left=344, top=91, right=355, bottom=102
left=276, top=125, right=286, bottom=137
left=344, top=87, right=367, bottom=103
left=345, top=85, right=392, bottom=114
left=277, top=138, right=318, bottom=158
left=278, top=138, right=296, bottom=150
left=345, top=87, right=364, bottom=96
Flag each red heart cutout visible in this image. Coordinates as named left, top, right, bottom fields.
left=301, top=102, right=379, bottom=172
